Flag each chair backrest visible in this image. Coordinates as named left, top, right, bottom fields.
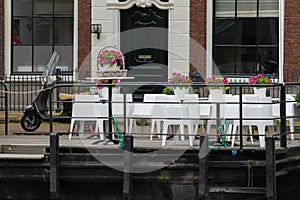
left=143, top=94, right=166, bottom=102
left=72, top=94, right=108, bottom=118
left=112, top=94, right=133, bottom=117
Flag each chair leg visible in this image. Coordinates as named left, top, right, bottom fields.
left=290, top=119, right=295, bottom=140
left=162, top=123, right=169, bottom=146
left=231, top=125, right=237, bottom=147
left=226, top=124, right=233, bottom=141
left=188, top=124, right=194, bottom=146
left=150, top=120, right=155, bottom=140
left=97, top=120, right=104, bottom=140
left=180, top=124, right=185, bottom=141
left=249, top=125, right=254, bottom=144
left=69, top=119, right=75, bottom=140
left=257, top=126, right=266, bottom=148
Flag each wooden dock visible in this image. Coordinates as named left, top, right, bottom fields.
left=0, top=133, right=299, bottom=199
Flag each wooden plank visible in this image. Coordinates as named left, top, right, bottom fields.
left=209, top=186, right=266, bottom=194
left=266, top=136, right=276, bottom=200
left=50, top=133, right=59, bottom=198
left=198, top=134, right=209, bottom=199
left=123, top=135, right=133, bottom=200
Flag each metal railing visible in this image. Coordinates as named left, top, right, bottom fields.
left=0, top=71, right=75, bottom=111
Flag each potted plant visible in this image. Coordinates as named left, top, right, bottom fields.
left=168, top=72, right=192, bottom=98
left=204, top=75, right=229, bottom=101
left=162, top=87, right=174, bottom=95
left=97, top=47, right=124, bottom=70
left=294, top=90, right=300, bottom=108
left=95, top=79, right=120, bottom=98
left=248, top=74, right=272, bottom=97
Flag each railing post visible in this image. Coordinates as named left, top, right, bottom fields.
left=280, top=84, right=287, bottom=148
left=198, top=134, right=209, bottom=199
left=123, top=135, right=133, bottom=200
left=239, top=86, right=243, bottom=151
left=50, top=132, right=59, bottom=198
left=266, top=136, right=276, bottom=200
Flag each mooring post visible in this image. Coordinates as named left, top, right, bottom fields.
left=198, top=134, right=209, bottom=199
left=280, top=84, right=287, bottom=148
left=123, top=135, right=133, bottom=200
left=50, top=132, right=59, bottom=199
left=266, top=136, right=276, bottom=200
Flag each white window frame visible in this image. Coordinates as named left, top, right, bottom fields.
left=4, top=0, right=78, bottom=77
left=206, top=0, right=284, bottom=82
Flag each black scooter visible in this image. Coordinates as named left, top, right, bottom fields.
left=20, top=52, right=73, bottom=132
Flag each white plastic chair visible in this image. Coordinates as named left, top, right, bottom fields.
left=154, top=105, right=195, bottom=146
left=69, top=94, right=108, bottom=140
left=231, top=96, right=274, bottom=147
left=112, top=94, right=133, bottom=132
left=149, top=95, right=180, bottom=140
left=272, top=94, right=296, bottom=140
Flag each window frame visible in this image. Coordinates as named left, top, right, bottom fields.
left=212, top=0, right=279, bottom=77
left=11, top=0, right=74, bottom=75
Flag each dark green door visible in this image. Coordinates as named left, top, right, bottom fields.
left=121, top=6, right=168, bottom=100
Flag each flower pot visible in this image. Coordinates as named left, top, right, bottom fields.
left=253, top=88, right=266, bottom=98
left=209, top=89, right=224, bottom=101
left=98, top=64, right=119, bottom=71
left=174, top=87, right=189, bottom=99
left=99, top=88, right=108, bottom=99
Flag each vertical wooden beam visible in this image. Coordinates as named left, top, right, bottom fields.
left=199, top=134, right=209, bottom=199
left=280, top=84, right=287, bottom=148
left=266, top=136, right=276, bottom=200
left=123, top=135, right=133, bottom=199
left=50, top=132, right=59, bottom=198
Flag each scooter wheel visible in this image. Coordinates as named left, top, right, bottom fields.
left=20, top=114, right=42, bottom=132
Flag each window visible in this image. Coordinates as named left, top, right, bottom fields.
left=12, top=0, right=74, bottom=74
left=213, top=0, right=279, bottom=76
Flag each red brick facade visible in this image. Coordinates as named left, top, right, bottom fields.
left=78, top=0, right=91, bottom=70
left=0, top=0, right=4, bottom=75
left=284, top=1, right=300, bottom=79
left=190, top=0, right=207, bottom=77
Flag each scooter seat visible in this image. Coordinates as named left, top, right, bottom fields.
left=59, top=93, right=74, bottom=101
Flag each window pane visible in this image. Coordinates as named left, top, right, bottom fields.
left=237, top=0, right=257, bottom=17
left=236, top=47, right=256, bottom=74
left=214, top=47, right=235, bottom=74
left=54, top=0, right=74, bottom=15
left=54, top=18, right=73, bottom=44
left=33, top=46, right=52, bottom=72
left=13, top=0, right=32, bottom=16
left=13, top=46, right=32, bottom=72
left=215, top=0, right=235, bottom=17
left=258, top=47, right=279, bottom=75
left=34, top=0, right=53, bottom=15
left=236, top=18, right=256, bottom=45
left=13, top=18, right=33, bottom=45
left=259, top=0, right=279, bottom=17
left=34, top=18, right=53, bottom=44
left=214, top=19, right=235, bottom=44
left=258, top=18, right=278, bottom=45
left=54, top=46, right=73, bottom=71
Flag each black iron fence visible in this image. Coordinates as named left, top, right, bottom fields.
left=0, top=72, right=75, bottom=111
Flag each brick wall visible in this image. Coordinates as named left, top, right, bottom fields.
left=190, top=0, right=206, bottom=77
left=284, top=0, right=300, bottom=80
left=0, top=0, right=4, bottom=75
left=78, top=0, right=91, bottom=70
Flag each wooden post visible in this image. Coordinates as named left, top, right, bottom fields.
left=50, top=132, right=59, bottom=198
left=280, top=84, right=287, bottom=148
left=266, top=136, right=276, bottom=200
left=198, top=134, right=209, bottom=199
left=123, top=135, right=133, bottom=199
